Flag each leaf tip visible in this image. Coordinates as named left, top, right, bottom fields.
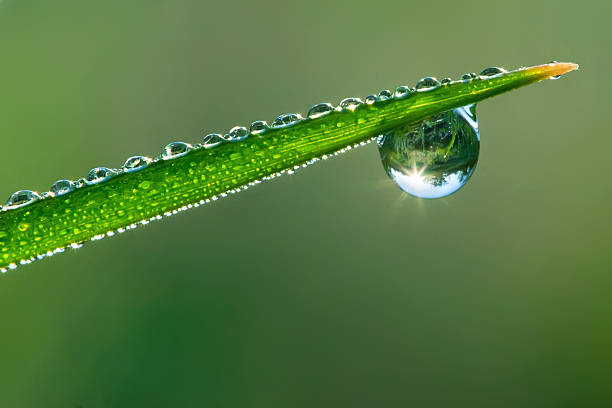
left=543, top=61, right=579, bottom=78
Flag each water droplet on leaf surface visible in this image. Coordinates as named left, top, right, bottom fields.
left=308, top=103, right=334, bottom=118
left=338, top=98, right=363, bottom=111
left=162, top=142, right=192, bottom=160
left=5, top=190, right=42, bottom=209
left=50, top=180, right=76, bottom=196
left=394, top=86, right=413, bottom=99
left=365, top=94, right=377, bottom=104
left=249, top=121, right=269, bottom=134
left=479, top=67, right=507, bottom=78
left=123, top=156, right=152, bottom=172
left=202, top=133, right=224, bottom=148
left=86, top=167, right=116, bottom=185
left=378, top=105, right=479, bottom=199
left=272, top=113, right=303, bottom=128
left=378, top=90, right=392, bottom=101
left=415, top=77, right=441, bottom=91
left=227, top=126, right=249, bottom=141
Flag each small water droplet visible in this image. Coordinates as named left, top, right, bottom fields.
left=307, top=103, right=334, bottom=119
left=50, top=179, right=76, bottom=196
left=202, top=133, right=225, bottom=148
left=123, top=156, right=152, bottom=173
left=415, top=77, right=441, bottom=91
left=394, top=86, right=413, bottom=99
left=441, top=78, right=452, bottom=85
left=249, top=121, right=269, bottom=134
left=365, top=94, right=377, bottom=104
left=479, top=67, right=507, bottom=78
left=378, top=104, right=479, bottom=199
left=378, top=90, right=392, bottom=101
left=5, top=190, right=42, bottom=209
left=338, top=98, right=364, bottom=111
left=74, top=178, right=87, bottom=188
left=461, top=73, right=473, bottom=81
left=162, top=142, right=193, bottom=160
left=85, top=167, right=116, bottom=185
left=227, top=126, right=249, bottom=141
left=272, top=113, right=304, bottom=128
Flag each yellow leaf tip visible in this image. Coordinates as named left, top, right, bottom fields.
left=544, top=62, right=579, bottom=77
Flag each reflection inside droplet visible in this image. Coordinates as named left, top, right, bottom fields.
left=377, top=104, right=480, bottom=199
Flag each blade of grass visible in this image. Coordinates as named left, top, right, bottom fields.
left=0, top=62, right=578, bottom=272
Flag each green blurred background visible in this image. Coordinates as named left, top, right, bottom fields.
left=0, top=0, right=610, bottom=406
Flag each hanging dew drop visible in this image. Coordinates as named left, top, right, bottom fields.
left=338, top=98, right=364, bottom=111
left=378, top=104, right=480, bottom=199
left=123, top=156, right=152, bottom=173
left=162, top=142, right=193, bottom=160
left=202, top=133, right=225, bottom=148
left=5, top=190, right=42, bottom=209
left=271, top=113, right=303, bottom=128
left=50, top=180, right=76, bottom=196
left=249, top=121, right=269, bottom=135
left=85, top=167, right=116, bottom=185
left=415, top=77, right=441, bottom=92
left=307, top=103, right=334, bottom=118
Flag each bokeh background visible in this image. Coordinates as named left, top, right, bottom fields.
left=0, top=0, right=610, bottom=406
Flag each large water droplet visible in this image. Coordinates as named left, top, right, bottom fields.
left=202, top=133, right=224, bottom=148
left=308, top=103, right=334, bottom=118
left=227, top=126, right=249, bottom=141
left=415, top=77, right=441, bottom=91
left=123, top=156, right=152, bottom=173
left=162, top=142, right=193, bottom=160
left=86, top=167, right=116, bottom=185
left=378, top=105, right=479, bottom=199
left=5, top=190, right=42, bottom=209
left=338, top=98, right=364, bottom=111
left=249, top=121, right=269, bottom=134
left=50, top=179, right=76, bottom=196
left=272, top=113, right=304, bottom=128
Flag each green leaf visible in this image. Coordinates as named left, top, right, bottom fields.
left=0, top=62, right=578, bottom=272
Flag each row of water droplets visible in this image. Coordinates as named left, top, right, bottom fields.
left=1, top=66, right=510, bottom=214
